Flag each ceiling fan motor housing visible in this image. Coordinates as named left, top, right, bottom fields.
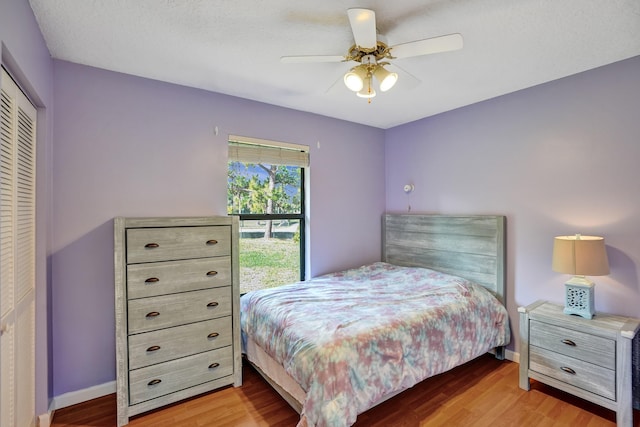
left=347, top=42, right=393, bottom=63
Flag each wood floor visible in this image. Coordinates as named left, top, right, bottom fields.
left=51, top=355, right=639, bottom=427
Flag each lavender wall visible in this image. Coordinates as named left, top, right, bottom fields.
left=385, top=56, right=640, bottom=353
left=1, top=0, right=54, bottom=416
left=51, top=60, right=385, bottom=395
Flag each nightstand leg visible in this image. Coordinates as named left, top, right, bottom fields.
left=518, top=366, right=531, bottom=390
left=518, top=307, right=531, bottom=391
left=616, top=334, right=633, bottom=427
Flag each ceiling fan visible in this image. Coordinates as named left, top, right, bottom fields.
left=281, top=8, right=463, bottom=101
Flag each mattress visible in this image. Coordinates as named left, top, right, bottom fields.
left=240, top=262, right=510, bottom=427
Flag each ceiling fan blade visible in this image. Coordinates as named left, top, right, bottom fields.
left=347, top=8, right=377, bottom=50
left=390, top=33, right=463, bottom=59
left=281, top=55, right=345, bottom=63
left=383, top=63, right=421, bottom=90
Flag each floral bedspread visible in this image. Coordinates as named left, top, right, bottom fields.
left=240, top=262, right=510, bottom=427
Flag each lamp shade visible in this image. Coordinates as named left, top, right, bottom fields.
left=552, top=235, right=609, bottom=276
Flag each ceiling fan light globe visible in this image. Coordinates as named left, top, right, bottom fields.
left=379, top=73, right=398, bottom=92
left=344, top=73, right=364, bottom=91
left=356, top=88, right=376, bottom=98
left=374, top=66, right=398, bottom=92
left=356, top=75, right=376, bottom=98
left=344, top=66, right=367, bottom=92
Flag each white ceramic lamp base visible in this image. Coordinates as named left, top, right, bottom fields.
left=563, top=276, right=595, bottom=319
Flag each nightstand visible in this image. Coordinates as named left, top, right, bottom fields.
left=519, top=301, right=640, bottom=427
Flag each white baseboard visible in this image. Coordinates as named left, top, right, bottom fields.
left=37, top=411, right=53, bottom=427
left=489, top=347, right=519, bottom=363
left=505, top=349, right=519, bottom=363
left=52, top=380, right=116, bottom=411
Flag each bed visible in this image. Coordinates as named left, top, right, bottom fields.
left=240, top=214, right=510, bottom=427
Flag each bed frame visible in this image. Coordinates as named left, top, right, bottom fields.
left=245, top=213, right=507, bottom=415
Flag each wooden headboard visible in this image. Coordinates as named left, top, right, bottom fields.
left=382, top=214, right=506, bottom=305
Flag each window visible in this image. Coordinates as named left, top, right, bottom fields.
left=227, top=136, right=308, bottom=294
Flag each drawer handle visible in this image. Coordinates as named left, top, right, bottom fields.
left=208, top=363, right=220, bottom=369
left=146, top=345, right=161, bottom=352
left=207, top=302, right=219, bottom=308
left=145, top=277, right=159, bottom=283
left=206, top=239, right=218, bottom=245
left=148, top=379, right=162, bottom=386
left=144, top=243, right=160, bottom=248
left=561, top=339, right=576, bottom=347
left=560, top=366, right=576, bottom=375
left=207, top=332, right=219, bottom=339
left=206, top=271, right=218, bottom=277
left=146, top=311, right=160, bottom=318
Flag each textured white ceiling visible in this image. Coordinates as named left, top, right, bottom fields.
left=29, top=0, right=640, bottom=129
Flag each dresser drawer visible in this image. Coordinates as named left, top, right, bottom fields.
left=530, top=320, right=615, bottom=369
left=530, top=346, right=615, bottom=400
left=129, top=346, right=233, bottom=405
left=127, top=257, right=231, bottom=299
left=128, top=287, right=231, bottom=334
left=126, top=226, right=230, bottom=264
left=128, top=317, right=232, bottom=370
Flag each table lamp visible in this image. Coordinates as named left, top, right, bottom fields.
left=552, top=234, right=609, bottom=319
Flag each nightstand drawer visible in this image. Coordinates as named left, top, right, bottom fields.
left=127, top=256, right=231, bottom=299
left=128, top=317, right=233, bottom=370
left=128, top=287, right=231, bottom=334
left=126, top=226, right=230, bottom=263
left=530, top=320, right=615, bottom=369
left=129, top=346, right=233, bottom=405
left=530, top=346, right=615, bottom=400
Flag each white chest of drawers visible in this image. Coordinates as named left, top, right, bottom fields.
left=114, top=217, right=241, bottom=426
left=519, top=301, right=639, bottom=427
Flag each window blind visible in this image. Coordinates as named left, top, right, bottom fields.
left=228, top=135, right=309, bottom=167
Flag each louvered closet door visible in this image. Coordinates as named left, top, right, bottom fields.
left=0, top=67, right=36, bottom=427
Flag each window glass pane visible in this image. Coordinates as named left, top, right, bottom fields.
left=227, top=162, right=301, bottom=215
left=238, top=219, right=301, bottom=294
left=228, top=159, right=304, bottom=294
